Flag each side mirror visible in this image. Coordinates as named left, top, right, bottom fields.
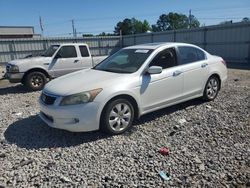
left=147, top=66, right=162, bottom=74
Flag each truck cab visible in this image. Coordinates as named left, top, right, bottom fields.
left=5, top=43, right=107, bottom=90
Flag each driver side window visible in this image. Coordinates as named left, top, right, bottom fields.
left=150, top=48, right=177, bottom=69
left=57, top=46, right=77, bottom=58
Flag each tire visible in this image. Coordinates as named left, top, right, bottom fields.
left=203, top=76, right=220, bottom=101
left=101, top=98, right=135, bottom=135
left=24, top=71, right=47, bottom=91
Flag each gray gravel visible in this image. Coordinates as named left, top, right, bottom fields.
left=0, top=69, right=249, bottom=187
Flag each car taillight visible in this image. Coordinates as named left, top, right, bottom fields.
left=221, top=59, right=226, bottom=66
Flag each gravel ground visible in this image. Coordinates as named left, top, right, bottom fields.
left=0, top=69, right=249, bottom=187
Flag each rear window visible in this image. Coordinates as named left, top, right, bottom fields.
left=178, top=46, right=206, bottom=64
left=79, top=46, right=90, bottom=57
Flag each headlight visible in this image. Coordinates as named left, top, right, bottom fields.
left=9, top=65, right=19, bottom=73
left=60, top=88, right=102, bottom=106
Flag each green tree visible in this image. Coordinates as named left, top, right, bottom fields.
left=152, top=12, right=200, bottom=31
left=98, top=32, right=116, bottom=36
left=114, top=18, right=133, bottom=35
left=115, top=18, right=151, bottom=35
left=82, top=34, right=94, bottom=37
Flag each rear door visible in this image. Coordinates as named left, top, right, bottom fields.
left=78, top=45, right=93, bottom=68
left=140, top=47, right=183, bottom=112
left=177, top=46, right=209, bottom=97
left=49, top=45, right=82, bottom=77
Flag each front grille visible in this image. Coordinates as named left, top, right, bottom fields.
left=41, top=92, right=57, bottom=105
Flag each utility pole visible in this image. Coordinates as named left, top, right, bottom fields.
left=189, top=9, right=192, bottom=29
left=39, top=16, right=44, bottom=36
left=72, top=19, right=75, bottom=37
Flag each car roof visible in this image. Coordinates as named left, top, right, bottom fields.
left=124, top=42, right=196, bottom=50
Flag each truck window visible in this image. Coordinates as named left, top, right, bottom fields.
left=150, top=48, right=177, bottom=69
left=57, top=46, right=77, bottom=58
left=79, top=46, right=90, bottom=57
left=41, top=45, right=59, bottom=57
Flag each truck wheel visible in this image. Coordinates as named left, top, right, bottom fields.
left=101, top=98, right=134, bottom=135
left=24, top=71, right=47, bottom=91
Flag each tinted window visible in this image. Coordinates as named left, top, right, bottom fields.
left=57, top=46, right=77, bottom=58
left=150, top=48, right=177, bottom=69
left=79, top=46, right=90, bottom=57
left=178, top=46, right=206, bottom=64
left=196, top=48, right=206, bottom=61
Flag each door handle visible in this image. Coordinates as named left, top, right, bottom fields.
left=201, top=63, right=208, bottom=68
left=74, top=59, right=80, bottom=63
left=173, top=70, right=182, bottom=77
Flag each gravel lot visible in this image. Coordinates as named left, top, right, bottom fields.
left=0, top=68, right=249, bottom=187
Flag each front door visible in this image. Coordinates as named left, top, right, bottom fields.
left=49, top=45, right=82, bottom=77
left=140, top=47, right=183, bottom=112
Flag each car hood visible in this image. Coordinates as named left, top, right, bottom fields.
left=44, top=69, right=128, bottom=96
left=9, top=56, right=51, bottom=66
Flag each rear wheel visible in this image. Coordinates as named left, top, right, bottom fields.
left=203, top=76, right=220, bottom=101
left=101, top=99, right=134, bottom=135
left=24, top=71, right=47, bottom=91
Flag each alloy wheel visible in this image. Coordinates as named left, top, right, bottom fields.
left=108, top=103, right=132, bottom=132
left=206, top=78, right=218, bottom=99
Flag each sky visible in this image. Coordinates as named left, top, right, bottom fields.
left=0, top=0, right=249, bottom=36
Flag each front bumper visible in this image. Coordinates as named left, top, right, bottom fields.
left=5, top=72, right=24, bottom=83
left=39, top=99, right=101, bottom=132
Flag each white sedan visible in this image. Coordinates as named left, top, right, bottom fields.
left=39, top=42, right=227, bottom=134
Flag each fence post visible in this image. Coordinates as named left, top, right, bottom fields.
left=248, top=41, right=250, bottom=64
left=43, top=39, right=47, bottom=51
left=173, top=30, right=176, bottom=42
left=151, top=33, right=153, bottom=43
left=119, top=31, right=123, bottom=48
left=98, top=37, right=102, bottom=56
left=203, top=27, right=207, bottom=50
left=9, top=40, right=17, bottom=60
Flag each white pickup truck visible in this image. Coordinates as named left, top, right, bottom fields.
left=5, top=43, right=107, bottom=90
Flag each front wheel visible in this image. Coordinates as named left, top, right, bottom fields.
left=203, top=76, right=220, bottom=101
left=24, top=71, right=47, bottom=91
left=101, top=99, right=134, bottom=135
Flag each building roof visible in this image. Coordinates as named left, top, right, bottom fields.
left=0, top=26, right=34, bottom=35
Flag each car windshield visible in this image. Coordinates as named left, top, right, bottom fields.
left=41, top=45, right=60, bottom=57
left=94, top=49, right=153, bottom=73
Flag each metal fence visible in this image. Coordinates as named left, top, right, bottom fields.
left=122, top=22, right=250, bottom=63
left=0, top=22, right=250, bottom=65
left=0, top=36, right=122, bottom=64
